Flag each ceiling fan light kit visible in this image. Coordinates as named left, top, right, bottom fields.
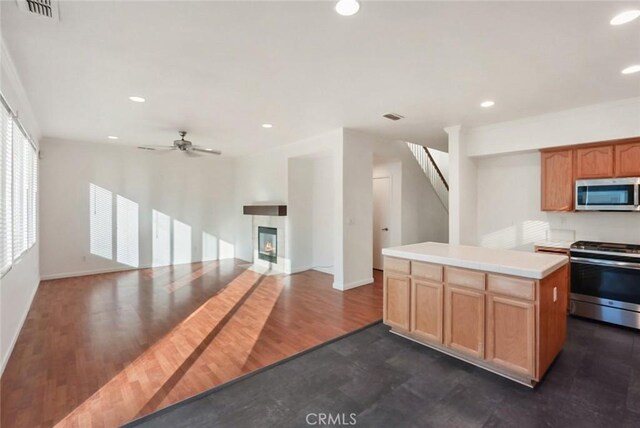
left=138, top=131, right=222, bottom=156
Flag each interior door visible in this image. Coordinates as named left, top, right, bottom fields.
left=373, top=177, right=391, bottom=270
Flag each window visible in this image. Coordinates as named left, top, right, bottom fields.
left=0, top=104, right=12, bottom=275
left=1, top=98, right=38, bottom=277
left=89, top=183, right=113, bottom=260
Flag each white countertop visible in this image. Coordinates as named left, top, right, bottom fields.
left=382, top=242, right=568, bottom=279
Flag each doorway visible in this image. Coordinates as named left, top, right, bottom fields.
left=372, top=177, right=391, bottom=270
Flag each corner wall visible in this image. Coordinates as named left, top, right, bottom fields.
left=38, top=138, right=237, bottom=279
left=0, top=37, right=41, bottom=373
left=450, top=98, right=640, bottom=250
left=372, top=141, right=449, bottom=246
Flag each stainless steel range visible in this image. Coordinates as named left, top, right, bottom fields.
left=570, top=241, right=640, bottom=329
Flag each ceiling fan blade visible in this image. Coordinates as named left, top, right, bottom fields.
left=192, top=146, right=222, bottom=155
left=138, top=145, right=177, bottom=151
left=185, top=149, right=202, bottom=157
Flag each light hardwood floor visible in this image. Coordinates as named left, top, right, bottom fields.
left=0, top=260, right=383, bottom=428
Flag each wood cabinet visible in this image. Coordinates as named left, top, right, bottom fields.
left=486, top=294, right=535, bottom=377
left=410, top=279, right=443, bottom=344
left=383, top=272, right=410, bottom=331
left=615, top=141, right=640, bottom=177
left=540, top=137, right=640, bottom=211
left=575, top=145, right=614, bottom=178
left=535, top=246, right=570, bottom=312
left=541, top=150, right=574, bottom=211
left=444, top=285, right=485, bottom=359
left=383, top=254, right=568, bottom=386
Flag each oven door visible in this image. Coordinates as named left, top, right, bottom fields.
left=571, top=254, right=640, bottom=312
left=575, top=179, right=639, bottom=211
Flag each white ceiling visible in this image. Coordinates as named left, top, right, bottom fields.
left=2, top=1, right=640, bottom=156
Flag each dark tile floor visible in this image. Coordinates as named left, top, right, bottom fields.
left=130, top=317, right=640, bottom=428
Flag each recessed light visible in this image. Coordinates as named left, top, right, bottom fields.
left=622, top=65, right=640, bottom=75
left=480, top=100, right=495, bottom=108
left=107, top=136, right=119, bottom=140
left=129, top=96, right=146, bottom=103
left=262, top=123, right=273, bottom=128
left=610, top=10, right=640, bottom=26
left=335, top=0, right=360, bottom=16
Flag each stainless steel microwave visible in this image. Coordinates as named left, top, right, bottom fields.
left=575, top=178, right=640, bottom=211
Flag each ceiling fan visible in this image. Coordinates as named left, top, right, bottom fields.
left=138, top=131, right=222, bottom=155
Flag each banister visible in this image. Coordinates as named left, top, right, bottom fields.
left=423, top=146, right=449, bottom=191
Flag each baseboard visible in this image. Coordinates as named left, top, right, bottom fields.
left=312, top=266, right=333, bottom=275
left=1, top=280, right=40, bottom=376
left=333, top=276, right=374, bottom=291
left=40, top=265, right=146, bottom=281
left=40, top=259, right=242, bottom=281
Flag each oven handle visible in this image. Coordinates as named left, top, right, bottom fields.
left=571, top=256, right=640, bottom=271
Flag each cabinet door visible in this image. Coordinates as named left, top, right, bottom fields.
left=575, top=145, right=613, bottom=179
left=411, top=279, right=443, bottom=344
left=541, top=150, right=574, bottom=211
left=615, top=141, right=640, bottom=177
left=383, top=273, right=410, bottom=331
left=486, top=295, right=535, bottom=378
left=445, top=285, right=485, bottom=358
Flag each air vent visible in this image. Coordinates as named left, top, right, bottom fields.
left=383, top=113, right=404, bottom=121
left=17, top=0, right=59, bottom=20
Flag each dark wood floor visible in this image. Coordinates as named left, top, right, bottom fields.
left=0, top=260, right=383, bottom=428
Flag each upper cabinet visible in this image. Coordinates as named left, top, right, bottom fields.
left=541, top=150, right=574, bottom=212
left=615, top=141, right=640, bottom=177
left=575, top=145, right=613, bottom=179
left=540, top=137, right=640, bottom=212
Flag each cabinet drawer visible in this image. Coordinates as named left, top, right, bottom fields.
left=384, top=257, right=410, bottom=274
left=412, top=261, right=443, bottom=282
left=445, top=267, right=485, bottom=291
left=488, top=274, right=535, bottom=301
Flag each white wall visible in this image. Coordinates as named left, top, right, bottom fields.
left=0, top=37, right=41, bottom=373
left=309, top=155, right=335, bottom=273
left=477, top=151, right=640, bottom=249
left=467, top=97, right=640, bottom=157
left=288, top=154, right=335, bottom=274
left=234, top=129, right=342, bottom=264
left=446, top=125, right=477, bottom=245
left=340, top=131, right=373, bottom=289
left=455, top=98, right=640, bottom=250
left=39, top=138, right=237, bottom=279
left=373, top=141, right=449, bottom=246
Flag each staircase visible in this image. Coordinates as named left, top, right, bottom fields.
left=407, top=142, right=449, bottom=211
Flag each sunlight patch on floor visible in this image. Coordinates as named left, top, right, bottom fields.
left=54, top=269, right=283, bottom=427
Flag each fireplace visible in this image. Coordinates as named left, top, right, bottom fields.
left=258, top=226, right=278, bottom=263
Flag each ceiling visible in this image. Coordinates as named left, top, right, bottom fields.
left=2, top=1, right=639, bottom=156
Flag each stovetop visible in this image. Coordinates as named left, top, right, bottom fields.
left=571, top=240, right=640, bottom=254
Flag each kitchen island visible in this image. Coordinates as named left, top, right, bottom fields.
left=381, top=242, right=569, bottom=387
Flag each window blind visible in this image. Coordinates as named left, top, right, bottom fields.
left=10, top=118, right=37, bottom=263
left=0, top=95, right=37, bottom=278
left=13, top=122, right=26, bottom=259
left=0, top=104, right=12, bottom=275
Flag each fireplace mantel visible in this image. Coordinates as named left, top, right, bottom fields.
left=243, top=205, right=287, bottom=216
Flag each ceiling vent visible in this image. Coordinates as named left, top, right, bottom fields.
left=17, top=0, right=59, bottom=20
left=383, top=113, right=404, bottom=121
